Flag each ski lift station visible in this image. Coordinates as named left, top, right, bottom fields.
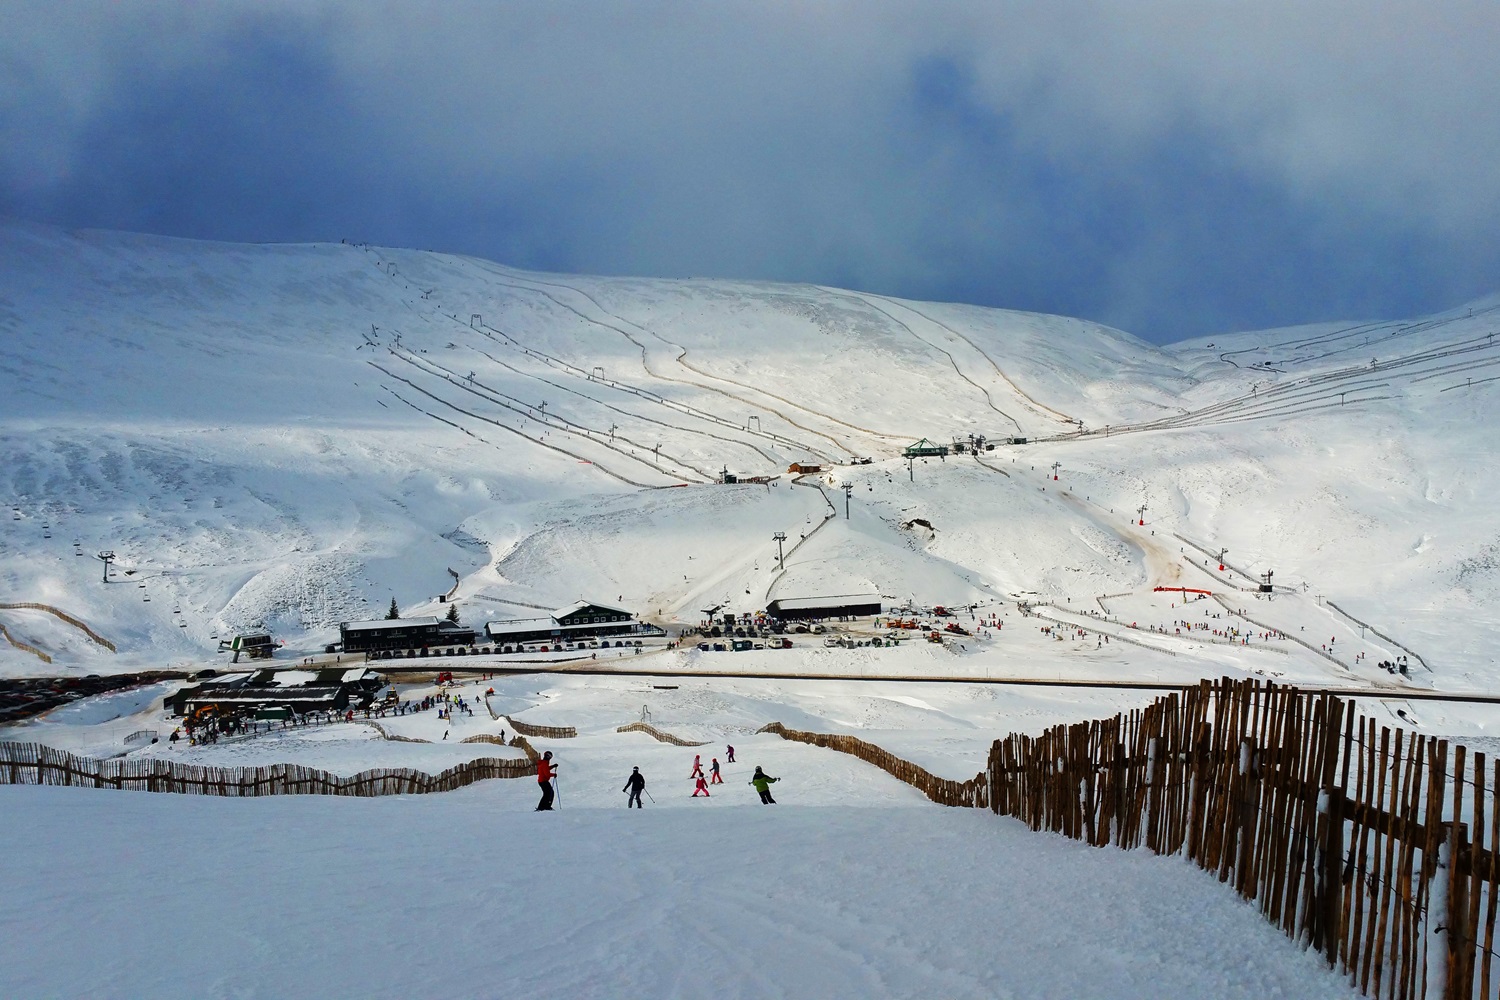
left=902, top=439, right=949, bottom=458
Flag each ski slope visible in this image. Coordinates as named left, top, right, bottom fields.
left=1, top=219, right=1497, bottom=695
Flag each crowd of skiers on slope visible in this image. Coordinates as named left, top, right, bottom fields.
left=533, top=743, right=780, bottom=810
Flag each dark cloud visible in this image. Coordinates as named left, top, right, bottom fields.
left=3, top=2, right=1498, bottom=342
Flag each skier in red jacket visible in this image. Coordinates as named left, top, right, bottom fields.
left=536, top=751, right=557, bottom=811
left=692, top=774, right=711, bottom=797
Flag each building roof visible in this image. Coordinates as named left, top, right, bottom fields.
left=485, top=617, right=555, bottom=636
left=342, top=617, right=441, bottom=632
left=552, top=600, right=631, bottom=619
left=182, top=687, right=344, bottom=705
left=768, top=594, right=882, bottom=611
left=268, top=670, right=319, bottom=687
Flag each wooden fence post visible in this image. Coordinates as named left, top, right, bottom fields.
left=1236, top=737, right=1260, bottom=899
left=1313, top=696, right=1346, bottom=964
left=1446, top=821, right=1470, bottom=1000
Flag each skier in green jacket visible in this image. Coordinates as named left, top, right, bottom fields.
left=749, top=765, right=779, bottom=804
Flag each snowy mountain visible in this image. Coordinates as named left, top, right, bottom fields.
left=2, top=218, right=1497, bottom=694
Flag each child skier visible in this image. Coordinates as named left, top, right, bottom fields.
left=709, top=757, right=723, bottom=784
left=692, top=774, right=711, bottom=797
left=749, top=766, right=779, bottom=804
left=726, top=744, right=735, bottom=763
left=690, top=754, right=704, bottom=779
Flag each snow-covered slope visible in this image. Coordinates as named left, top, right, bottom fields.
left=1, top=219, right=1496, bottom=692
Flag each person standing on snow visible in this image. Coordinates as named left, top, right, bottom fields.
left=690, top=754, right=705, bottom=779
left=536, top=751, right=557, bottom=811
left=692, top=774, right=711, bottom=797
left=623, top=766, right=646, bottom=808
left=709, top=757, right=723, bottom=784
left=749, top=766, right=779, bottom=804
left=726, top=744, right=735, bottom=763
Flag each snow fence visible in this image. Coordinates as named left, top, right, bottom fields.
left=615, top=722, right=710, bottom=746
left=981, top=677, right=1497, bottom=1000
left=756, top=722, right=988, bottom=808
left=0, top=740, right=535, bottom=796
left=765, top=677, right=1498, bottom=1000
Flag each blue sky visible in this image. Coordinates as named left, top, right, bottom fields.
left=3, top=2, right=1498, bottom=343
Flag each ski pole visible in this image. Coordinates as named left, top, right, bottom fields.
left=645, top=789, right=656, bottom=804
left=554, top=776, right=561, bottom=810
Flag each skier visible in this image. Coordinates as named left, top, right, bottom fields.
left=710, top=757, right=723, bottom=784
left=749, top=766, right=779, bottom=804
left=726, top=744, right=736, bottom=763
left=623, top=766, right=646, bottom=808
left=690, top=754, right=705, bottom=779
left=535, top=751, right=557, bottom=811
left=692, top=774, right=711, bottom=797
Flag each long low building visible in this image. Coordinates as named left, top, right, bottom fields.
left=339, top=617, right=477, bottom=653
left=167, top=667, right=384, bottom=717
left=485, top=600, right=663, bottom=646
left=766, top=594, right=883, bottom=621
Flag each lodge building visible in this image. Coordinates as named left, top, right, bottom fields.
left=338, top=616, right=477, bottom=654
left=485, top=601, right=661, bottom=646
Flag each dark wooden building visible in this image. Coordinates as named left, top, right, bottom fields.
left=766, top=594, right=883, bottom=621
left=339, top=617, right=477, bottom=653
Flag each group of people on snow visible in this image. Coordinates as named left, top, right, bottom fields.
left=533, top=744, right=779, bottom=809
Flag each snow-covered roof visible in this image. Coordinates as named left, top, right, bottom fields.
left=769, top=594, right=882, bottom=611
left=486, top=617, right=556, bottom=636
left=552, top=600, right=631, bottom=619
left=199, top=672, right=251, bottom=687
left=341, top=667, right=375, bottom=683
left=342, top=617, right=440, bottom=632
left=270, top=670, right=318, bottom=687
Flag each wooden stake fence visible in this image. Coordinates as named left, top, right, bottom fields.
left=757, top=722, right=988, bottom=807
left=502, top=714, right=578, bottom=739
left=765, top=677, right=1500, bottom=1000
left=985, top=678, right=1500, bottom=1000
left=616, top=722, right=710, bottom=746
left=0, top=740, right=534, bottom=796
